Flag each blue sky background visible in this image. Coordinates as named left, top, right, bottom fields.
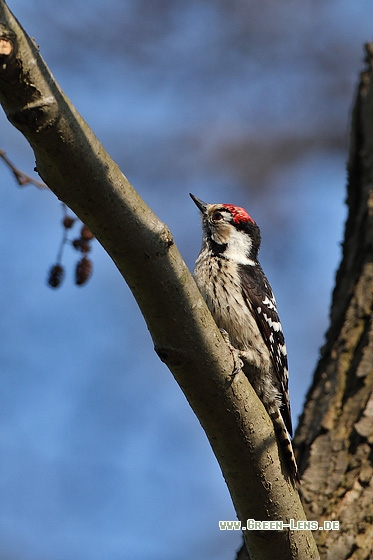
left=0, top=1, right=371, bottom=559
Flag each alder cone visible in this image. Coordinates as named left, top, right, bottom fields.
left=75, top=256, right=93, bottom=286
left=80, top=224, right=94, bottom=240
left=48, top=264, right=65, bottom=288
left=62, top=216, right=75, bottom=229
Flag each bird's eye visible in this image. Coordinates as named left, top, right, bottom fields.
left=212, top=212, right=223, bottom=221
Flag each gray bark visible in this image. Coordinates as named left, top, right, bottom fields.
left=293, top=44, right=373, bottom=560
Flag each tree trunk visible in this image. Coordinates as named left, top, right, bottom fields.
left=293, top=44, right=373, bottom=560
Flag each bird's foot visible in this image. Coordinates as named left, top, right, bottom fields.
left=219, top=329, right=244, bottom=376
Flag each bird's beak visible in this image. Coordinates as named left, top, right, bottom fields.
left=190, top=193, right=208, bottom=214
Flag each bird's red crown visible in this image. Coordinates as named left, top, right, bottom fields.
left=222, top=204, right=255, bottom=225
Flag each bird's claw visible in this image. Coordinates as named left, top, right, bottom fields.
left=220, top=329, right=244, bottom=376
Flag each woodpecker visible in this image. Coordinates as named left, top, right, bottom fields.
left=190, top=193, right=298, bottom=482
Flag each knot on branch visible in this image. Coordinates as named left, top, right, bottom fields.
left=0, top=25, right=15, bottom=58
left=0, top=38, right=12, bottom=57
left=0, top=25, right=59, bottom=133
left=158, top=225, right=174, bottom=254
left=8, top=96, right=60, bottom=133
left=154, top=346, right=188, bottom=367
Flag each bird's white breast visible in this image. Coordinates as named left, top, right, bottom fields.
left=194, top=249, right=263, bottom=352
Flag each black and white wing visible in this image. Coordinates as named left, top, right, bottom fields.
left=239, top=263, right=292, bottom=436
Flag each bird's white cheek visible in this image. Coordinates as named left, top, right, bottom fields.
left=224, top=229, right=255, bottom=265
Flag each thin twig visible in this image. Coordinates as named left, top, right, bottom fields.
left=0, top=149, right=47, bottom=188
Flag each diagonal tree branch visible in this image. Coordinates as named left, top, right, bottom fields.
left=0, top=2, right=318, bottom=558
